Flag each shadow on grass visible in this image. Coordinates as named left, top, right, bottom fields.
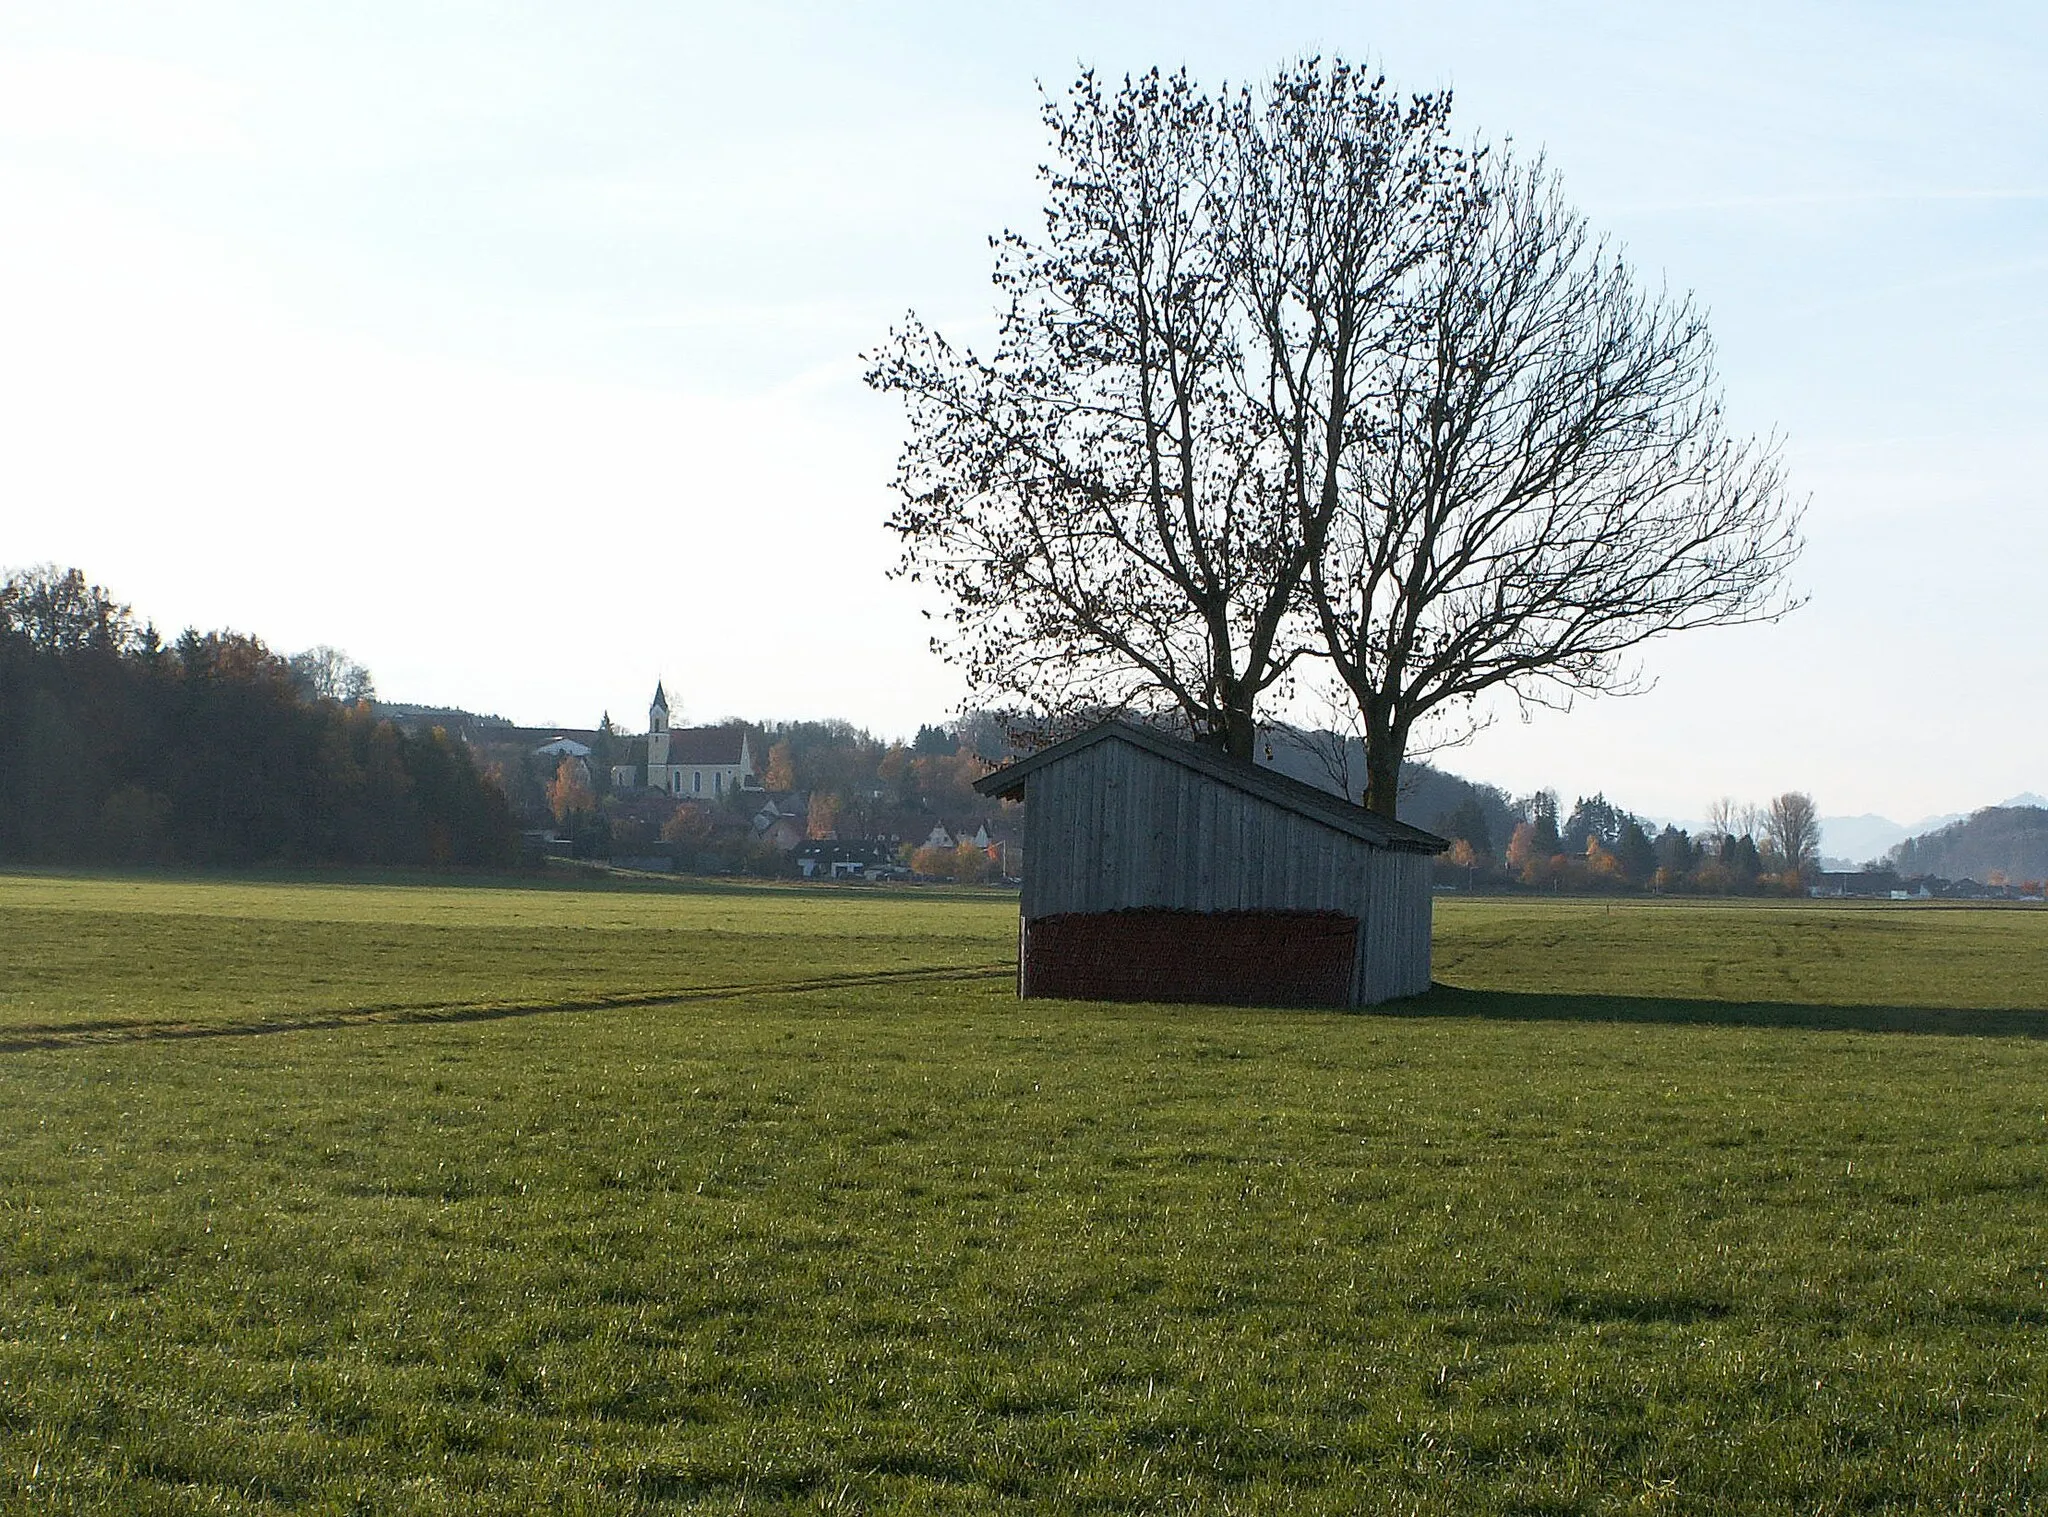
left=1400, top=983, right=2048, bottom=1039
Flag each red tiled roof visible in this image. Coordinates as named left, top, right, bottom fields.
left=665, top=726, right=747, bottom=765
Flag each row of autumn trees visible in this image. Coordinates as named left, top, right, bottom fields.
left=869, top=58, right=1804, bottom=816
left=0, top=567, right=516, bottom=867
left=1433, top=787, right=1824, bottom=894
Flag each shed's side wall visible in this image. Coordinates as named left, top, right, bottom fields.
left=1352, top=849, right=1434, bottom=1003
left=1020, top=738, right=1434, bottom=1004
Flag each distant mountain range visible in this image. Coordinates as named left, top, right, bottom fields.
left=1889, top=805, right=2048, bottom=883
left=1820, top=794, right=2047, bottom=868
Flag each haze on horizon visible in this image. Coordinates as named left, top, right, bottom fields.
left=2, top=1, right=2041, bottom=823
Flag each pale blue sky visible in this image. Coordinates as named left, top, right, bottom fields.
left=2, top=2, right=2042, bottom=821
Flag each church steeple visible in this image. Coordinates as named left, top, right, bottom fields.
left=647, top=681, right=671, bottom=774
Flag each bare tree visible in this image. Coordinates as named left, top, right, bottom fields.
left=1309, top=151, right=1804, bottom=814
left=870, top=61, right=1801, bottom=798
left=1738, top=802, right=1765, bottom=842
left=1705, top=796, right=1738, bottom=843
left=287, top=645, right=375, bottom=704
left=868, top=62, right=1452, bottom=757
left=1765, top=791, right=1821, bottom=877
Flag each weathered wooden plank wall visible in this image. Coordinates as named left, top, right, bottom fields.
left=1352, top=850, right=1433, bottom=1003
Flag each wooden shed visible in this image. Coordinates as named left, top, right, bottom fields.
left=973, top=720, right=1449, bottom=1008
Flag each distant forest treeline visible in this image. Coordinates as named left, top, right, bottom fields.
left=1261, top=727, right=1826, bottom=896
left=0, top=567, right=516, bottom=867
left=1265, top=729, right=2038, bottom=896
left=9, top=565, right=2037, bottom=892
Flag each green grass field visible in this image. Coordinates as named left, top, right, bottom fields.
left=3, top=872, right=2046, bottom=1513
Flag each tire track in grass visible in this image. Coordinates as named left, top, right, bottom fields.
left=0, top=962, right=1016, bottom=1052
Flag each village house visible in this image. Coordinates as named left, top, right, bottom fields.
left=922, top=820, right=993, bottom=851
left=750, top=793, right=809, bottom=851
left=796, top=840, right=899, bottom=880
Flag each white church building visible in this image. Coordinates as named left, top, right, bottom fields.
left=611, top=682, right=757, bottom=800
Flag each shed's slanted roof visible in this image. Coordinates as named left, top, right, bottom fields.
left=973, top=720, right=1448, bottom=855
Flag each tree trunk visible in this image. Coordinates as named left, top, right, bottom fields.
left=1220, top=700, right=1257, bottom=762
left=1192, top=687, right=1260, bottom=761
left=1362, top=718, right=1406, bottom=819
